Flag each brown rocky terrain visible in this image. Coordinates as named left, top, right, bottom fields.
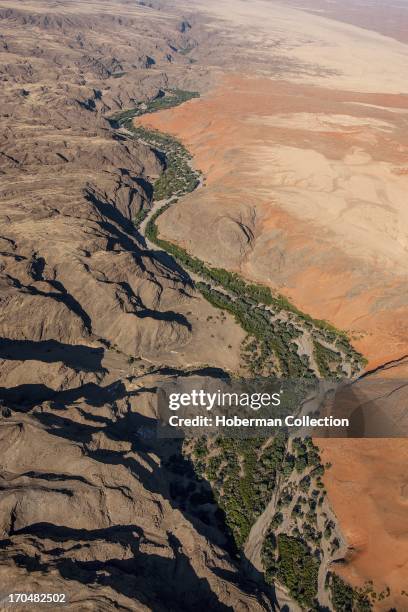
left=0, top=1, right=265, bottom=609
left=1, top=0, right=408, bottom=609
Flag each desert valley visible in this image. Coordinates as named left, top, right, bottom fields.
left=0, top=0, right=407, bottom=610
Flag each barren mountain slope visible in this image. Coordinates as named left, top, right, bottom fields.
left=0, top=2, right=268, bottom=609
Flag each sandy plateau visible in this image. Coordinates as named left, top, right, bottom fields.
left=139, top=75, right=408, bottom=369
left=137, top=0, right=408, bottom=602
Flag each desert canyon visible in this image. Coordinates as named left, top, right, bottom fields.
left=0, top=0, right=407, bottom=610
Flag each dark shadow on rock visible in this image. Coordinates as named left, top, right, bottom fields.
left=211, top=565, right=278, bottom=611
left=147, top=248, right=194, bottom=286
left=85, top=188, right=145, bottom=250
left=5, top=379, right=128, bottom=412
left=11, top=525, right=233, bottom=611
left=151, top=366, right=230, bottom=378
left=23, top=471, right=93, bottom=486
left=85, top=186, right=194, bottom=286
left=116, top=280, right=192, bottom=329
left=137, top=304, right=191, bottom=329
left=12, top=522, right=144, bottom=543
left=1, top=374, right=279, bottom=610
left=6, top=275, right=92, bottom=334
left=47, top=279, right=92, bottom=332
left=134, top=176, right=153, bottom=201
left=0, top=383, right=62, bottom=407
left=1, top=368, right=230, bottom=411
left=0, top=338, right=105, bottom=372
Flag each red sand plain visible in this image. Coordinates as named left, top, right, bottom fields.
left=138, top=74, right=408, bottom=603
left=139, top=75, right=408, bottom=368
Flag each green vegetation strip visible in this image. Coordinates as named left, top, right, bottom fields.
left=327, top=573, right=373, bottom=611
left=109, top=88, right=199, bottom=126
left=110, top=91, right=366, bottom=377
left=275, top=534, right=319, bottom=609
left=145, top=203, right=365, bottom=378
left=110, top=90, right=370, bottom=610
left=201, top=434, right=288, bottom=548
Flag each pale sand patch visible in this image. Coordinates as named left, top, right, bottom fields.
left=247, top=143, right=408, bottom=273
left=177, top=0, right=408, bottom=93
left=346, top=101, right=408, bottom=114
left=247, top=112, right=395, bottom=132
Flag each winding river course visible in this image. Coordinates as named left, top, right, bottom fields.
left=108, top=91, right=366, bottom=610
left=110, top=90, right=365, bottom=382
